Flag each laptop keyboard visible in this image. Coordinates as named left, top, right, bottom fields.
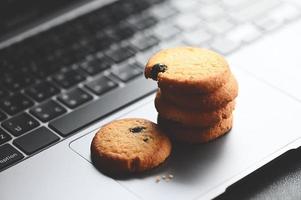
left=0, top=0, right=300, bottom=171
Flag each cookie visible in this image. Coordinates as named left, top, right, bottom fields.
left=90, top=118, right=171, bottom=176
left=158, top=115, right=233, bottom=144
left=160, top=74, right=238, bottom=111
left=155, top=91, right=235, bottom=127
left=145, top=47, right=231, bottom=94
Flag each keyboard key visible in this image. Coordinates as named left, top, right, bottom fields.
left=57, top=88, right=93, bottom=109
left=254, top=16, right=282, bottom=32
left=80, top=55, right=112, bottom=75
left=53, top=69, right=86, bottom=89
left=253, top=3, right=299, bottom=32
left=198, top=4, right=225, bottom=20
left=135, top=48, right=160, bottom=67
left=172, top=0, right=199, bottom=12
left=0, top=110, right=7, bottom=121
left=85, top=76, right=118, bottom=95
left=226, top=23, right=262, bottom=43
left=13, top=127, right=59, bottom=155
left=26, top=81, right=60, bottom=102
left=1, top=73, right=36, bottom=91
left=131, top=34, right=160, bottom=51
left=149, top=3, right=178, bottom=20
left=0, top=129, right=11, bottom=145
left=175, top=14, right=201, bottom=30
left=112, top=62, right=143, bottom=82
left=2, top=113, right=39, bottom=136
left=129, top=14, right=158, bottom=30
left=159, top=37, right=185, bottom=49
left=30, top=100, right=67, bottom=122
left=27, top=61, right=61, bottom=78
left=153, top=24, right=181, bottom=41
left=111, top=22, right=137, bottom=40
left=94, top=32, right=115, bottom=50
left=229, top=0, right=281, bottom=22
left=0, top=87, right=8, bottom=99
left=0, top=94, right=34, bottom=115
left=182, top=29, right=212, bottom=46
left=49, top=77, right=157, bottom=137
left=205, top=18, right=234, bottom=34
left=0, top=144, right=24, bottom=171
left=222, top=0, right=254, bottom=10
left=268, top=3, right=300, bottom=22
left=210, top=37, right=241, bottom=55
left=105, top=45, right=136, bottom=63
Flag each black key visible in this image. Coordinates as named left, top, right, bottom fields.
left=26, top=61, right=60, bottom=78
left=53, top=69, right=85, bottom=89
left=13, top=127, right=59, bottom=155
left=0, top=144, right=24, bottom=171
left=57, top=88, right=93, bottom=109
left=49, top=77, right=157, bottom=136
left=0, top=87, right=8, bottom=99
left=80, top=55, right=112, bottom=75
left=0, top=110, right=7, bottom=121
left=153, top=24, right=181, bottom=40
left=94, top=32, right=115, bottom=50
left=85, top=76, right=118, bottom=95
left=110, top=22, right=136, bottom=41
left=0, top=94, right=34, bottom=115
left=2, top=113, right=39, bottom=136
left=30, top=100, right=67, bottom=122
left=1, top=73, right=36, bottom=91
left=0, top=129, right=11, bottom=145
left=131, top=35, right=159, bottom=51
left=112, top=62, right=143, bottom=82
left=130, top=14, right=158, bottom=30
left=26, top=81, right=60, bottom=102
left=105, top=45, right=136, bottom=63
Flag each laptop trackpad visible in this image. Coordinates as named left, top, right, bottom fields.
left=70, top=68, right=301, bottom=200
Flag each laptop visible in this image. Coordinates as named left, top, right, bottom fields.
left=1, top=0, right=301, bottom=199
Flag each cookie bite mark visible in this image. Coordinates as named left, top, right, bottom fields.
left=150, top=63, right=168, bottom=80
left=145, top=47, right=231, bottom=93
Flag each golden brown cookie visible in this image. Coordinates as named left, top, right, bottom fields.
left=90, top=118, right=171, bottom=176
left=160, top=74, right=238, bottom=111
left=145, top=47, right=231, bottom=94
left=155, top=91, right=235, bottom=127
left=158, top=115, right=233, bottom=144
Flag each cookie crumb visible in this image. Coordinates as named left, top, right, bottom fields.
left=168, top=174, right=174, bottom=179
left=155, top=176, right=161, bottom=183
left=162, top=175, right=166, bottom=180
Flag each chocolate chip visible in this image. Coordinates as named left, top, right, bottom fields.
left=143, top=137, right=149, bottom=142
left=129, top=126, right=146, bottom=133
left=150, top=63, right=167, bottom=80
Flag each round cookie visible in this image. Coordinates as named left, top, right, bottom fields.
left=160, top=74, right=238, bottom=111
left=155, top=91, right=235, bottom=127
left=145, top=47, right=231, bottom=94
left=158, top=115, right=233, bottom=144
left=91, top=118, right=171, bottom=176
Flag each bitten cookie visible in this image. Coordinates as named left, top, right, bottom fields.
left=155, top=91, right=235, bottom=127
left=90, top=118, right=171, bottom=176
left=145, top=47, right=231, bottom=93
left=158, top=115, right=233, bottom=144
left=160, top=74, right=238, bottom=111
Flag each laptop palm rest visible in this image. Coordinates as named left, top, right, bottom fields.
left=70, top=66, right=301, bottom=200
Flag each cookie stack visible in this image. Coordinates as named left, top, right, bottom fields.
left=145, top=47, right=238, bottom=144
